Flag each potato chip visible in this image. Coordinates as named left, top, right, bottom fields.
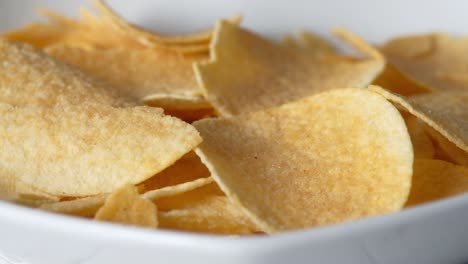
left=45, top=45, right=205, bottom=105
left=93, top=0, right=241, bottom=47
left=406, top=159, right=468, bottom=206
left=282, top=31, right=336, bottom=55
left=141, top=151, right=211, bottom=191
left=194, top=88, right=413, bottom=233
left=39, top=194, right=107, bottom=217
left=0, top=103, right=201, bottom=196
left=0, top=39, right=131, bottom=107
left=155, top=182, right=224, bottom=211
left=194, top=21, right=384, bottom=116
left=426, top=128, right=468, bottom=167
left=3, top=23, right=66, bottom=48
left=382, top=33, right=468, bottom=91
left=373, top=64, right=431, bottom=95
left=142, top=177, right=213, bottom=201
left=404, top=116, right=435, bottom=159
left=158, top=196, right=259, bottom=234
left=95, top=185, right=158, bottom=228
left=369, top=86, right=468, bottom=152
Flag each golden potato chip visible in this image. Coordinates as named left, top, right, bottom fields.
left=95, top=185, right=158, bottom=228
left=382, top=33, right=468, bottom=91
left=282, top=31, right=336, bottom=55
left=93, top=0, right=241, bottom=47
left=369, top=86, right=468, bottom=152
left=142, top=177, right=213, bottom=201
left=3, top=23, right=66, bottom=48
left=373, top=64, right=431, bottom=95
left=194, top=21, right=384, bottom=116
left=158, top=196, right=259, bottom=235
left=426, top=128, right=468, bottom=167
left=0, top=103, right=201, bottom=196
left=141, top=151, right=211, bottom=191
left=39, top=194, right=107, bottom=218
left=45, top=45, right=205, bottom=104
left=0, top=39, right=131, bottom=107
left=404, top=116, right=435, bottom=159
left=194, top=88, right=413, bottom=233
left=406, top=159, right=468, bottom=206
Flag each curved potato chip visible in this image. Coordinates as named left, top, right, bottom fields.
left=426, top=128, right=468, bottom=167
left=3, top=23, right=66, bottom=48
left=39, top=194, right=107, bottom=218
left=0, top=39, right=131, bottom=107
left=95, top=185, right=158, bottom=228
left=373, top=64, right=431, bottom=95
left=158, top=196, right=259, bottom=235
left=282, top=31, right=336, bottom=55
left=406, top=159, right=468, bottom=207
left=404, top=116, right=435, bottom=159
left=369, top=86, right=468, bottom=152
left=194, top=21, right=384, bottom=116
left=382, top=33, right=468, bottom=91
left=93, top=0, right=241, bottom=47
left=0, top=103, right=201, bottom=196
left=45, top=45, right=204, bottom=102
left=142, top=177, right=213, bottom=201
left=194, top=88, right=413, bottom=233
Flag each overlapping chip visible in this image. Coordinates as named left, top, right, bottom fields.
left=0, top=39, right=131, bottom=107
left=0, top=103, right=201, bottom=196
left=1, top=2, right=467, bottom=236
left=194, top=21, right=384, bottom=116
left=406, top=159, right=468, bottom=206
left=382, top=33, right=468, bottom=91
left=95, top=185, right=158, bottom=228
left=369, top=86, right=468, bottom=153
left=194, top=88, right=413, bottom=233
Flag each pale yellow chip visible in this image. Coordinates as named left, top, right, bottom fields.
left=406, top=159, right=468, bottom=206
left=93, top=0, right=241, bottom=47
left=39, top=194, right=108, bottom=218
left=194, top=21, right=384, bottom=116
left=426, top=128, right=468, bottom=167
left=282, top=31, right=336, bottom=55
left=382, top=33, right=468, bottom=91
left=95, top=185, right=158, bottom=228
left=0, top=39, right=131, bottom=107
left=369, top=86, right=468, bottom=153
left=142, top=177, right=213, bottom=201
left=404, top=116, right=435, bottom=159
left=194, top=88, right=413, bottom=233
left=158, top=196, right=259, bottom=235
left=0, top=103, right=201, bottom=196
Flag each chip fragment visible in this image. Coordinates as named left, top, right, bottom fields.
left=158, top=196, right=259, bottom=234
left=39, top=194, right=108, bottom=218
left=194, top=21, right=384, bottom=116
left=369, top=86, right=468, bottom=152
left=282, top=31, right=336, bottom=55
left=406, top=159, right=468, bottom=206
left=0, top=103, right=201, bottom=196
left=95, top=185, right=158, bottom=228
left=382, top=33, right=468, bottom=91
left=194, top=88, right=413, bottom=233
left=0, top=39, right=131, bottom=107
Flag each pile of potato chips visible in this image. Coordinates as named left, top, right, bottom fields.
left=0, top=0, right=467, bottom=235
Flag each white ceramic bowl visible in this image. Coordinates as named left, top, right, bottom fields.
left=1, top=1, right=467, bottom=263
